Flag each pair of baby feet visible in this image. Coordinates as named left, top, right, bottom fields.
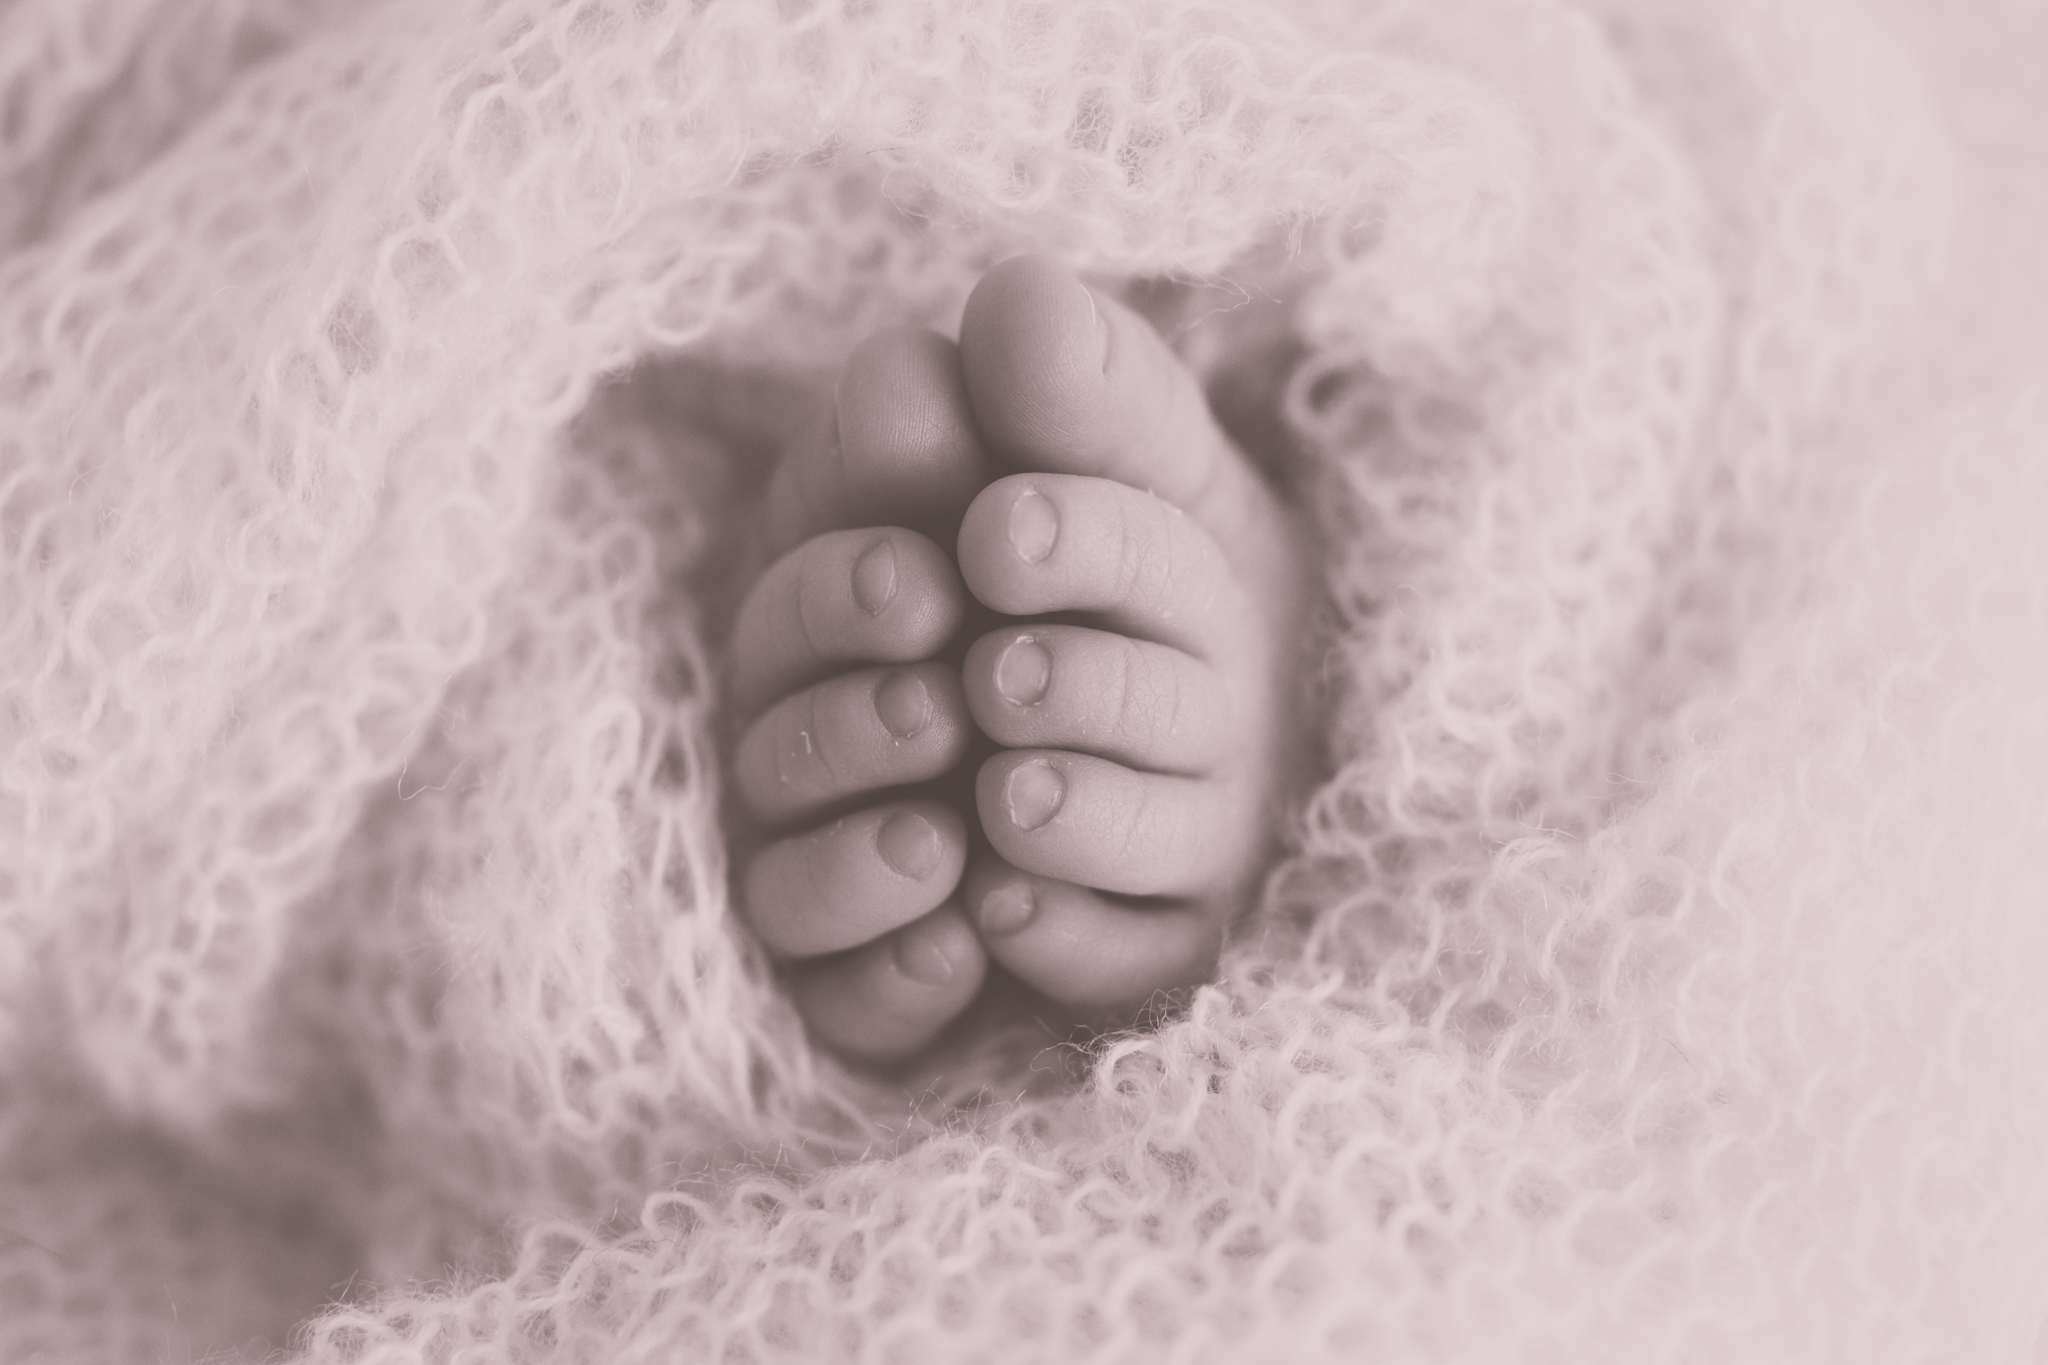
left=726, top=258, right=1312, bottom=1065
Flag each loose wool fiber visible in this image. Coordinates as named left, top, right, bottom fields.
left=0, top=0, right=2044, bottom=1360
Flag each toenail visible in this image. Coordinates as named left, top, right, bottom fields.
left=1005, top=761, right=1065, bottom=831
left=995, top=638, right=1052, bottom=706
left=1080, top=283, right=1111, bottom=375
left=893, top=921, right=956, bottom=985
left=877, top=811, right=942, bottom=879
left=875, top=670, right=931, bottom=739
left=978, top=881, right=1036, bottom=936
left=852, top=539, right=897, bottom=615
left=1008, top=489, right=1058, bottom=564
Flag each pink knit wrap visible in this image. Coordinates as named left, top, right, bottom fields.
left=1, top=0, right=2043, bottom=1358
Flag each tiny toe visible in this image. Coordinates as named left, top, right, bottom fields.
left=729, top=526, right=967, bottom=714
left=957, top=473, right=1244, bottom=658
left=962, top=624, right=1233, bottom=774
left=763, top=328, right=995, bottom=555
left=965, top=859, right=1223, bottom=1015
left=787, top=905, right=987, bottom=1064
left=973, top=749, right=1248, bottom=898
left=734, top=662, right=971, bottom=825
left=958, top=256, right=1263, bottom=552
left=744, top=799, right=967, bottom=957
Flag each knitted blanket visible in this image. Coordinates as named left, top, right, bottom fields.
left=3, top=0, right=2045, bottom=1359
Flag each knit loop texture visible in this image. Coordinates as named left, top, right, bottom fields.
left=1, top=0, right=2044, bottom=1359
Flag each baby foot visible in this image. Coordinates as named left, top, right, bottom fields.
left=728, top=260, right=1313, bottom=1065
left=726, top=329, right=996, bottom=1065
left=952, top=258, right=1313, bottom=1020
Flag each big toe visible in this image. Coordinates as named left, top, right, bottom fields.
left=762, top=326, right=996, bottom=556
left=958, top=256, right=1260, bottom=551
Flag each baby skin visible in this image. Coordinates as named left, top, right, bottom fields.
left=727, top=257, right=1311, bottom=1065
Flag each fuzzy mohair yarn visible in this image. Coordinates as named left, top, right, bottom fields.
left=1, top=0, right=2044, bottom=1360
